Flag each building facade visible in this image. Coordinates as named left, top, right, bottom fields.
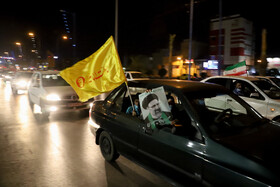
left=210, top=15, right=254, bottom=67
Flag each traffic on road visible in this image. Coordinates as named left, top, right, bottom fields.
left=0, top=78, right=172, bottom=187
left=2, top=68, right=280, bottom=186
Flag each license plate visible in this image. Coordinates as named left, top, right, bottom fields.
left=68, top=102, right=83, bottom=107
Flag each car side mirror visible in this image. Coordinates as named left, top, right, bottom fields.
left=250, top=92, right=260, bottom=99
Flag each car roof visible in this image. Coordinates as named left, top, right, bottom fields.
left=15, top=71, right=34, bottom=74
left=206, top=76, right=260, bottom=81
left=34, top=70, right=60, bottom=75
left=125, top=71, right=141, bottom=73
left=127, top=79, right=228, bottom=93
left=253, top=76, right=275, bottom=79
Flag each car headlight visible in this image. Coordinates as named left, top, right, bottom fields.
left=46, top=94, right=61, bottom=101
left=16, top=80, right=27, bottom=87
left=5, top=75, right=12, bottom=79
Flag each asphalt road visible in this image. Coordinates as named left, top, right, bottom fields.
left=0, top=81, right=173, bottom=187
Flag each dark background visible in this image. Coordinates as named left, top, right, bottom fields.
left=0, top=0, right=278, bottom=62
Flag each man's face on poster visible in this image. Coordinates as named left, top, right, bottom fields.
left=147, top=99, right=161, bottom=119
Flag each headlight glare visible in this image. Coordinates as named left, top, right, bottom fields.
left=46, top=94, right=61, bottom=101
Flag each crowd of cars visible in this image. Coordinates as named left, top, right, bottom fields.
left=2, top=69, right=280, bottom=186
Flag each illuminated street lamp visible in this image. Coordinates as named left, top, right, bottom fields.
left=15, top=42, right=23, bottom=58
left=28, top=32, right=34, bottom=37
left=62, top=35, right=68, bottom=40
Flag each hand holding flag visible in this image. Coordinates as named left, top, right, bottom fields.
left=60, top=36, right=126, bottom=102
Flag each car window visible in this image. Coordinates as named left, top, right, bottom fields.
left=185, top=90, right=265, bottom=138
left=230, top=79, right=265, bottom=100
left=166, top=92, right=201, bottom=140
left=30, top=73, right=37, bottom=85
left=125, top=73, right=131, bottom=79
left=252, top=80, right=280, bottom=99
left=31, top=73, right=40, bottom=87
left=206, top=78, right=227, bottom=87
left=41, top=74, right=69, bottom=87
left=16, top=72, right=33, bottom=79
left=105, top=84, right=125, bottom=109
left=121, top=87, right=145, bottom=116
left=131, top=73, right=144, bottom=78
left=270, top=78, right=280, bottom=87
left=204, top=94, right=247, bottom=114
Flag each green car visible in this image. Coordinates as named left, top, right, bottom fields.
left=88, top=80, right=280, bottom=186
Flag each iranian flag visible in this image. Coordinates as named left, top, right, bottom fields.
left=224, top=61, right=247, bottom=76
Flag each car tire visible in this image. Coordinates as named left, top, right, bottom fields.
left=40, top=105, right=50, bottom=119
left=39, top=99, right=50, bottom=119
left=12, top=88, right=18, bottom=95
left=99, top=131, right=119, bottom=162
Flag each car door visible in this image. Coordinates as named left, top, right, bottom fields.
left=137, top=92, right=205, bottom=184
left=103, top=85, right=140, bottom=156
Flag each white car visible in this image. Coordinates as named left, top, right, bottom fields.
left=254, top=76, right=280, bottom=89
left=11, top=71, right=33, bottom=94
left=125, top=71, right=149, bottom=81
left=201, top=76, right=280, bottom=121
left=28, top=71, right=92, bottom=119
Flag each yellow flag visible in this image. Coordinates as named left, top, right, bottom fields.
left=60, top=36, right=126, bottom=102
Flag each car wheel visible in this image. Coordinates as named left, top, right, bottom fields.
left=11, top=87, right=18, bottom=95
left=99, top=131, right=119, bottom=162
left=40, top=105, right=50, bottom=119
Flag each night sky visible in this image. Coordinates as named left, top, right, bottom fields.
left=0, top=0, right=279, bottom=62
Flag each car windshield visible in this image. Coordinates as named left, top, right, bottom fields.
left=42, top=74, right=69, bottom=87
left=185, top=90, right=266, bottom=138
left=17, top=73, right=33, bottom=79
left=131, top=73, right=144, bottom=78
left=269, top=77, right=280, bottom=87
left=252, top=80, right=280, bottom=99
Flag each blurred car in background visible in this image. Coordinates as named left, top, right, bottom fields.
left=202, top=76, right=280, bottom=121
left=89, top=80, right=280, bottom=186
left=125, top=71, right=149, bottom=81
left=28, top=71, right=92, bottom=119
left=255, top=76, right=280, bottom=89
left=11, top=71, right=33, bottom=94
left=1, top=71, right=15, bottom=83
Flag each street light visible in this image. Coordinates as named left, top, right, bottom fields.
left=28, top=32, right=34, bottom=37
left=15, top=42, right=23, bottom=58
left=62, top=35, right=68, bottom=40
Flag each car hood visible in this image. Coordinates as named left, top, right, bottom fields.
left=44, top=86, right=76, bottom=97
left=217, top=121, right=280, bottom=172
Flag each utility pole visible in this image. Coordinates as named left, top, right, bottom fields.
left=115, top=0, right=119, bottom=49
left=188, top=0, right=194, bottom=80
left=260, top=29, right=267, bottom=76
left=218, top=0, right=223, bottom=75
left=168, top=34, right=176, bottom=78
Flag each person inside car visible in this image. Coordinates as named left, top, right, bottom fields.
left=233, top=82, right=244, bottom=96
left=126, top=98, right=141, bottom=116
left=167, top=95, right=180, bottom=125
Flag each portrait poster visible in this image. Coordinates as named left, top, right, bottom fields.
left=139, top=86, right=172, bottom=129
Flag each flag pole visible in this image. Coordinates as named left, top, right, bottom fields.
left=125, top=81, right=135, bottom=111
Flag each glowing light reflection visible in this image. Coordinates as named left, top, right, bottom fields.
left=18, top=96, right=29, bottom=126
left=49, top=123, right=61, bottom=149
